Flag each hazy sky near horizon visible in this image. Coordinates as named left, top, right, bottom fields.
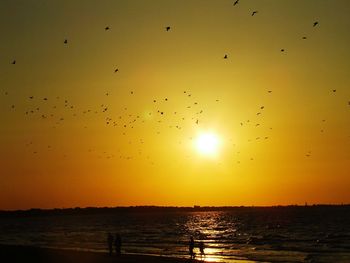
left=0, top=0, right=349, bottom=210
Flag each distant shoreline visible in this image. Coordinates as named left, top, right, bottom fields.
left=1, top=204, right=349, bottom=217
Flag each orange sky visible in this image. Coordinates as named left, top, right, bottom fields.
left=0, top=0, right=349, bottom=210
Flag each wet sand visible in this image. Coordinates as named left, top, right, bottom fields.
left=0, top=244, right=212, bottom=263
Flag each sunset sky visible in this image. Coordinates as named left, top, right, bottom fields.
left=1, top=0, right=349, bottom=210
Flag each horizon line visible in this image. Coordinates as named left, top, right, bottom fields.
left=1, top=203, right=350, bottom=212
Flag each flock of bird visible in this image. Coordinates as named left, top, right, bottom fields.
left=2, top=1, right=349, bottom=165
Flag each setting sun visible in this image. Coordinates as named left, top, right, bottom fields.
left=195, top=132, right=220, bottom=156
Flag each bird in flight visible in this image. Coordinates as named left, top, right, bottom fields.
left=224, top=54, right=228, bottom=59
left=64, top=39, right=68, bottom=44
left=332, top=89, right=337, bottom=93
left=12, top=60, right=16, bottom=64
left=252, top=11, right=258, bottom=16
left=233, top=0, right=239, bottom=6
left=302, top=36, right=307, bottom=40
left=114, top=68, right=119, bottom=73
left=105, top=26, right=110, bottom=30
left=165, top=26, right=171, bottom=31
left=29, top=96, right=34, bottom=99
left=280, top=49, right=285, bottom=52
left=313, top=21, right=319, bottom=27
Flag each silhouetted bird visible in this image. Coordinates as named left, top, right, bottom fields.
left=165, top=26, right=171, bottom=31
left=302, top=36, right=307, bottom=39
left=268, top=90, right=272, bottom=93
left=105, top=26, right=110, bottom=30
left=114, top=68, right=119, bottom=73
left=233, top=0, right=239, bottom=6
left=12, top=60, right=16, bottom=64
left=313, top=21, right=319, bottom=27
left=332, top=89, right=336, bottom=93
left=64, top=39, right=68, bottom=44
left=29, top=96, right=34, bottom=99
left=281, top=49, right=285, bottom=52
left=252, top=11, right=258, bottom=16
left=224, top=54, right=228, bottom=59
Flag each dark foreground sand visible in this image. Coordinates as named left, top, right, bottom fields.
left=0, top=244, right=209, bottom=263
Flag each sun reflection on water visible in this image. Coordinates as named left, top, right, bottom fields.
left=199, top=247, right=223, bottom=262
left=183, top=212, right=245, bottom=262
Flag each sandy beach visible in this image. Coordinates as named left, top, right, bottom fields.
left=0, top=244, right=213, bottom=263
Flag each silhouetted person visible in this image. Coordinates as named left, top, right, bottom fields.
left=107, top=232, right=113, bottom=256
left=189, top=236, right=195, bottom=259
left=199, top=241, right=205, bottom=259
left=114, top=233, right=122, bottom=256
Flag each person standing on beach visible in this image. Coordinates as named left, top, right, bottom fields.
left=199, top=241, right=205, bottom=259
left=114, top=233, right=122, bottom=256
left=189, top=236, right=195, bottom=259
left=107, top=232, right=113, bottom=256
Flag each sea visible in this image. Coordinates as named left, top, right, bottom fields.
left=0, top=206, right=350, bottom=262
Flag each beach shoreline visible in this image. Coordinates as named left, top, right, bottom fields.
left=0, top=244, right=223, bottom=263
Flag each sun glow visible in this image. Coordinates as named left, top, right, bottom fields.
left=195, top=132, right=220, bottom=156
